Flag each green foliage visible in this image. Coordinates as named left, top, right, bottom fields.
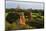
left=5, top=21, right=17, bottom=31
left=26, top=13, right=44, bottom=28
left=5, top=8, right=44, bottom=30
left=6, top=13, right=19, bottom=23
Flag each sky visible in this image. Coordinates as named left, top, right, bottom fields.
left=6, top=0, right=44, bottom=9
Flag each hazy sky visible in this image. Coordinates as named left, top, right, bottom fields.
left=6, top=0, right=44, bottom=9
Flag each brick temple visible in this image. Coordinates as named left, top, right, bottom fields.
left=15, top=4, right=32, bottom=27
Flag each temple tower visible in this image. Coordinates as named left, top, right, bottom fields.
left=16, top=4, right=26, bottom=27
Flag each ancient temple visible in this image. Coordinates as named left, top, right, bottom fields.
left=15, top=4, right=32, bottom=27
left=16, top=4, right=26, bottom=26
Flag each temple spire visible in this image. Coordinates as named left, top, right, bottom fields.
left=16, top=3, right=20, bottom=9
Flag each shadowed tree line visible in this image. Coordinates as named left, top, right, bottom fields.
left=5, top=8, right=44, bottom=16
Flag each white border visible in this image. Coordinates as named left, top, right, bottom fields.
left=0, top=0, right=46, bottom=31
left=8, top=0, right=44, bottom=2
left=0, top=0, right=5, bottom=31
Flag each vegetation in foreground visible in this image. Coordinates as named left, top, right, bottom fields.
left=5, top=8, right=44, bottom=31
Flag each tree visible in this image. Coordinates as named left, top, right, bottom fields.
left=6, top=13, right=19, bottom=24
